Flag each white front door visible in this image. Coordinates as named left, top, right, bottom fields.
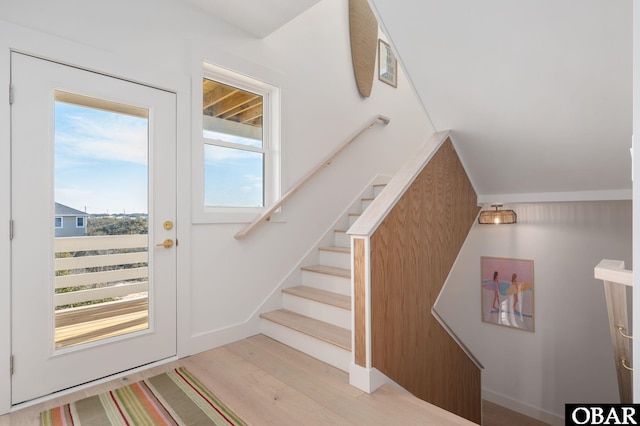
left=10, top=52, right=177, bottom=404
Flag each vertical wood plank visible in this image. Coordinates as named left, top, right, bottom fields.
left=354, top=238, right=366, bottom=367
left=370, top=139, right=482, bottom=423
left=603, top=281, right=633, bottom=403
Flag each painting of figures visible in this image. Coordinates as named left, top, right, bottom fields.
left=481, top=256, right=534, bottom=332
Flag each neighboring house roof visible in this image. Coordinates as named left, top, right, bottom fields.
left=55, top=202, right=89, bottom=217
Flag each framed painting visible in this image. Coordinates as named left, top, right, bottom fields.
left=481, top=256, right=534, bottom=332
left=378, top=39, right=397, bottom=88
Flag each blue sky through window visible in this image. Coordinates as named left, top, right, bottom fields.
left=204, top=144, right=264, bottom=207
left=55, top=100, right=266, bottom=214
left=54, top=102, right=148, bottom=214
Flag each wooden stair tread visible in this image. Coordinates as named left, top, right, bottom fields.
left=318, top=246, right=350, bottom=254
left=301, top=264, right=351, bottom=278
left=282, top=286, right=351, bottom=310
left=260, top=309, right=351, bottom=351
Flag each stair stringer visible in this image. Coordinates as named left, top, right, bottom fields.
left=249, top=174, right=392, bottom=333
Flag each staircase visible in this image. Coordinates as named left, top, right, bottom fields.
left=260, top=183, right=386, bottom=372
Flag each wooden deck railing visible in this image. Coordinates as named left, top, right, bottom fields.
left=54, top=235, right=148, bottom=307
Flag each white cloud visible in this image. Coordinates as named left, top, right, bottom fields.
left=54, top=105, right=149, bottom=213
left=243, top=174, right=263, bottom=187
left=56, top=112, right=148, bottom=166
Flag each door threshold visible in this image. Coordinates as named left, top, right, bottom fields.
left=9, top=354, right=178, bottom=412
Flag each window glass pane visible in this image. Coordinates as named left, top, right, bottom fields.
left=202, top=78, right=263, bottom=149
left=204, top=144, right=264, bottom=207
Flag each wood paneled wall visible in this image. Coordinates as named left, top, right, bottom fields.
left=370, top=139, right=482, bottom=423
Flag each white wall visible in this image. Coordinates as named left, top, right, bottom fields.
left=435, top=201, right=632, bottom=425
left=0, top=0, right=433, bottom=411
left=185, top=1, right=432, bottom=353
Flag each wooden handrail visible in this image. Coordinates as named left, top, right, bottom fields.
left=234, top=114, right=390, bottom=239
left=594, top=259, right=632, bottom=287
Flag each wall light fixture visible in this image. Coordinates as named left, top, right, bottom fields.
left=478, top=204, right=517, bottom=224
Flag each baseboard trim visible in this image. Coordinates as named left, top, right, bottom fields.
left=483, top=388, right=564, bottom=426
left=188, top=318, right=260, bottom=356
left=349, top=363, right=390, bottom=393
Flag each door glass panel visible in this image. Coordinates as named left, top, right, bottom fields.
left=54, top=91, right=150, bottom=349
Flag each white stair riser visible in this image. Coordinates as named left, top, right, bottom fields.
left=338, top=216, right=351, bottom=230
left=261, top=320, right=350, bottom=372
left=348, top=215, right=360, bottom=226
left=282, top=294, right=351, bottom=329
left=361, top=199, right=373, bottom=211
left=334, top=231, right=350, bottom=247
left=319, top=250, right=350, bottom=269
left=373, top=185, right=386, bottom=197
left=302, top=271, right=350, bottom=296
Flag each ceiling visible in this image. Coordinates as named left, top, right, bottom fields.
left=203, top=79, right=263, bottom=128
left=369, top=0, right=633, bottom=202
left=178, top=0, right=321, bottom=38
left=185, top=0, right=633, bottom=202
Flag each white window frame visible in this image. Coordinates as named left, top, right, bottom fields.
left=76, top=216, right=85, bottom=228
left=55, top=217, right=63, bottom=228
left=192, top=62, right=281, bottom=224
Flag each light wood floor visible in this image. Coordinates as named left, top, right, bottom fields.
left=483, top=401, right=550, bottom=426
left=0, top=334, right=549, bottom=425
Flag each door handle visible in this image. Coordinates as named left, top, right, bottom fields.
left=155, top=239, right=174, bottom=249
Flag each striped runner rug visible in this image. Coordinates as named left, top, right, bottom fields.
left=41, top=367, right=246, bottom=426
